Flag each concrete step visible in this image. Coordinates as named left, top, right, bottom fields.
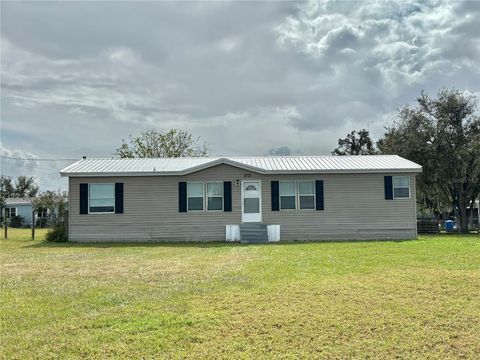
left=241, top=233, right=267, bottom=238
left=240, top=230, right=267, bottom=235
left=240, top=223, right=268, bottom=243
left=240, top=223, right=266, bottom=228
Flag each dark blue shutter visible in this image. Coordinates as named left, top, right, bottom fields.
left=271, top=181, right=279, bottom=211
left=384, top=176, right=393, bottom=200
left=179, top=182, right=187, bottom=212
left=224, top=181, right=232, bottom=212
left=80, top=183, right=88, bottom=214
left=115, top=183, right=124, bottom=213
left=315, top=180, right=324, bottom=211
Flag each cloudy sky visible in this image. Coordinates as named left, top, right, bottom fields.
left=1, top=1, right=479, bottom=190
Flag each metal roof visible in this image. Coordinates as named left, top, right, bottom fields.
left=60, top=155, right=422, bottom=177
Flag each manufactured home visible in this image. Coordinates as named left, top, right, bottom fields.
left=1, top=198, right=60, bottom=226
left=60, top=155, right=422, bottom=242
left=2, top=198, right=35, bottom=225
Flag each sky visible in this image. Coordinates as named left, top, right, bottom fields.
left=1, top=1, right=479, bottom=191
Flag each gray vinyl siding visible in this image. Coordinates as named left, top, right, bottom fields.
left=68, top=164, right=417, bottom=242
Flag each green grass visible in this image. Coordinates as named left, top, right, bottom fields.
left=1, top=232, right=479, bottom=359
left=0, top=227, right=50, bottom=241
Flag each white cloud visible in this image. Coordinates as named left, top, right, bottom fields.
left=0, top=143, right=40, bottom=183
left=216, top=37, right=239, bottom=52
left=2, top=38, right=170, bottom=124
left=0, top=142, right=38, bottom=160
left=107, top=47, right=139, bottom=65
left=0, top=143, right=68, bottom=190
left=276, top=0, right=480, bottom=92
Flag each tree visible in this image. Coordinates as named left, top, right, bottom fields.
left=332, top=129, right=377, bottom=155
left=33, top=191, right=69, bottom=242
left=1, top=176, right=38, bottom=222
left=0, top=176, right=15, bottom=199
left=0, top=177, right=12, bottom=211
left=32, top=190, right=68, bottom=225
left=116, top=129, right=209, bottom=158
left=378, top=88, right=480, bottom=233
left=15, top=176, right=39, bottom=197
left=0, top=175, right=38, bottom=198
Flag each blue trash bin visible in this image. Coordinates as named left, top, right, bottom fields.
left=445, top=220, right=455, bottom=232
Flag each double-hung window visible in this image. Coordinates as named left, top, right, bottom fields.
left=89, top=184, right=115, bottom=213
left=393, top=176, right=410, bottom=198
left=207, top=182, right=223, bottom=211
left=187, top=182, right=204, bottom=211
left=5, top=208, right=16, bottom=218
left=279, top=181, right=296, bottom=210
left=298, top=181, right=315, bottom=209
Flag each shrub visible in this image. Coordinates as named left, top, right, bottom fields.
left=36, top=218, right=48, bottom=228
left=9, top=215, right=25, bottom=228
left=45, top=223, right=68, bottom=242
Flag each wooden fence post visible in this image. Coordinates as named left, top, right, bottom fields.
left=3, top=208, right=7, bottom=240
left=32, top=210, right=35, bottom=240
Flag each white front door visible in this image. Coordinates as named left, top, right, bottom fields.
left=242, top=180, right=262, bottom=223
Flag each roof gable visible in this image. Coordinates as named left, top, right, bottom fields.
left=183, top=158, right=266, bottom=175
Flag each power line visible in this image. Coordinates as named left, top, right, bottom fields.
left=1, top=156, right=79, bottom=161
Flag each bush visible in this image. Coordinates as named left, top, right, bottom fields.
left=9, top=215, right=25, bottom=228
left=35, top=218, right=48, bottom=228
left=45, top=223, right=68, bottom=242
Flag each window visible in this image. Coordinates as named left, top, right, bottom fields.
left=37, top=207, right=48, bottom=218
left=280, top=181, right=296, bottom=209
left=207, top=182, right=223, bottom=211
left=89, top=184, right=115, bottom=213
left=298, top=181, right=315, bottom=209
left=187, top=182, right=204, bottom=211
left=393, top=176, right=410, bottom=198
left=5, top=208, right=16, bottom=218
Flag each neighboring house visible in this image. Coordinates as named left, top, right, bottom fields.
left=1, top=198, right=59, bottom=226
left=60, top=155, right=422, bottom=242
left=2, top=198, right=35, bottom=225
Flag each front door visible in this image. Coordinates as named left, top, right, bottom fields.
left=242, top=180, right=262, bottom=223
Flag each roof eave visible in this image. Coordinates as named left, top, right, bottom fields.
left=61, top=167, right=422, bottom=177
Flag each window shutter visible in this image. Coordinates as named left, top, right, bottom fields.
left=223, top=181, right=232, bottom=212
left=115, top=183, right=124, bottom=214
left=384, top=176, right=393, bottom=200
left=179, top=182, right=187, bottom=212
left=271, top=181, right=279, bottom=211
left=315, top=180, right=324, bottom=211
left=80, top=183, right=88, bottom=214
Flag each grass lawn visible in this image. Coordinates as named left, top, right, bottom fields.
left=1, top=232, right=479, bottom=359
left=1, top=227, right=50, bottom=241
